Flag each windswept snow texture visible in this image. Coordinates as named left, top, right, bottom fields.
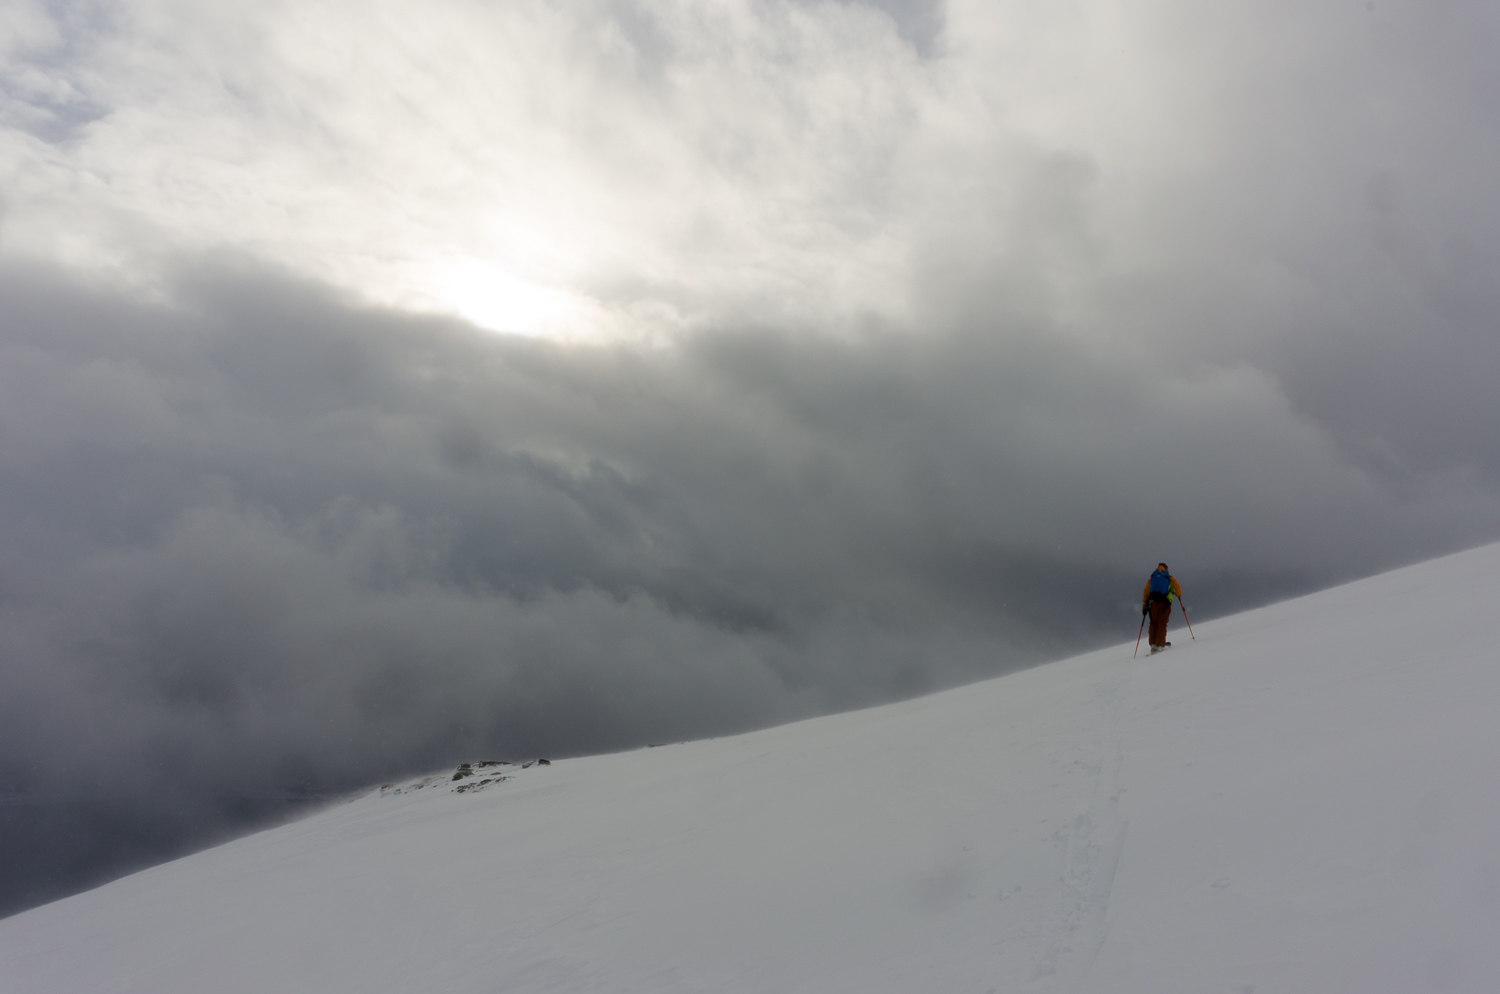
left=2, top=544, right=1499, bottom=992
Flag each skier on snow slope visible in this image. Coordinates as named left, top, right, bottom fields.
left=1142, top=563, right=1182, bottom=654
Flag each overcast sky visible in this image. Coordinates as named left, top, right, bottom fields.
left=2, top=0, right=1499, bottom=916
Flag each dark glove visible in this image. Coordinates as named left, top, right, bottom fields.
left=1141, top=606, right=1148, bottom=617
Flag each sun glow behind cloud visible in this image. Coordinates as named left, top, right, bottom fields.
left=4, top=0, right=1488, bottom=353
left=0, top=0, right=1235, bottom=348
left=427, top=259, right=589, bottom=338
left=0, top=0, right=962, bottom=341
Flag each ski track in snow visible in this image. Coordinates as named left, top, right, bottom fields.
left=1030, top=670, right=1129, bottom=990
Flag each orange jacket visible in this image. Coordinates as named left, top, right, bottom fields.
left=1142, top=573, right=1182, bottom=607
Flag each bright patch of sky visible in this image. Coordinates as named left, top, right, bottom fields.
left=2, top=0, right=967, bottom=337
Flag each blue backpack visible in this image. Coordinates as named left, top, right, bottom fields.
left=1148, top=569, right=1171, bottom=597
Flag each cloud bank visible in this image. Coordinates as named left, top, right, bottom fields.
left=2, top=0, right=1499, bottom=913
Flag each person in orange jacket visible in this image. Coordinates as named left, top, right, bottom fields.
left=1141, top=563, right=1182, bottom=654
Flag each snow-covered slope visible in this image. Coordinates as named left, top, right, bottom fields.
left=3, top=544, right=1499, bottom=993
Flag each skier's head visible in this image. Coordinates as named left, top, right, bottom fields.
left=1157, top=562, right=1168, bottom=572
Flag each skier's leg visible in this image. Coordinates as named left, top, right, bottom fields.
left=1147, top=601, right=1167, bottom=647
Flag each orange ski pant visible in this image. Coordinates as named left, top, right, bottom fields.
left=1147, top=599, right=1172, bottom=647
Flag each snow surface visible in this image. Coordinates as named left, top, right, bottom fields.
left=3, top=543, right=1499, bottom=993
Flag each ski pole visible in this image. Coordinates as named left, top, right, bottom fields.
left=1178, top=600, right=1195, bottom=640
left=1133, top=610, right=1146, bottom=658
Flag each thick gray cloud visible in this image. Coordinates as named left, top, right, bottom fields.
left=1, top=0, right=1499, bottom=916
